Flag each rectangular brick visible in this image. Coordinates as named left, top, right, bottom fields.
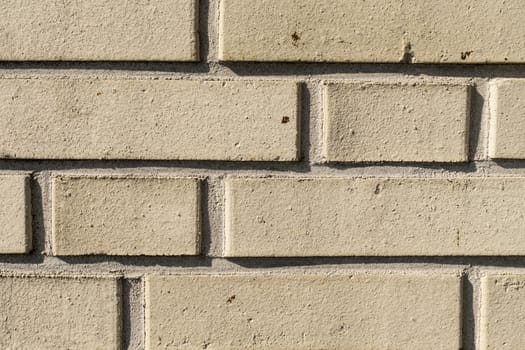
left=0, top=275, right=120, bottom=349
left=145, top=273, right=462, bottom=350
left=0, top=78, right=299, bottom=161
left=52, top=176, right=200, bottom=256
left=225, top=177, right=525, bottom=256
left=0, top=0, right=198, bottom=61
left=0, top=175, right=31, bottom=254
left=323, top=82, right=470, bottom=162
left=480, top=274, right=525, bottom=349
left=489, top=79, right=525, bottom=159
left=219, top=0, right=524, bottom=63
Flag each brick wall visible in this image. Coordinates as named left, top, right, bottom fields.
left=1, top=1, right=525, bottom=349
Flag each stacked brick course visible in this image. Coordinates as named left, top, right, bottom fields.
left=1, top=1, right=525, bottom=349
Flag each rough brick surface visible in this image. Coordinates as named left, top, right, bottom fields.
left=225, top=177, right=525, bottom=256
left=145, top=273, right=461, bottom=350
left=0, top=0, right=198, bottom=61
left=0, top=175, right=31, bottom=254
left=52, top=176, right=201, bottom=256
left=480, top=274, right=525, bottom=349
left=0, top=78, right=299, bottom=161
left=219, top=0, right=525, bottom=63
left=489, top=79, right=525, bottom=159
left=323, top=82, right=470, bottom=162
left=0, top=275, right=120, bottom=349
left=0, top=0, right=524, bottom=346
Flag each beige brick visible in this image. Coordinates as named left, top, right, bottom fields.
left=52, top=176, right=200, bottom=256
left=225, top=177, right=525, bottom=256
left=0, top=78, right=299, bottom=161
left=145, top=273, right=462, bottom=350
left=323, top=82, right=470, bottom=162
left=0, top=275, right=120, bottom=349
left=0, top=0, right=198, bottom=61
left=0, top=175, right=31, bottom=254
left=480, top=274, right=525, bottom=349
left=489, top=80, right=525, bottom=159
left=219, top=0, right=525, bottom=63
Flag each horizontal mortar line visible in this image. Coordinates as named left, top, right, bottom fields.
left=0, top=61, right=211, bottom=72
left=2, top=256, right=525, bottom=269
left=0, top=160, right=523, bottom=174
left=1, top=62, right=525, bottom=78
left=0, top=256, right=213, bottom=268
left=0, top=160, right=313, bottom=173
left=223, top=257, right=525, bottom=268
left=220, top=62, right=525, bottom=78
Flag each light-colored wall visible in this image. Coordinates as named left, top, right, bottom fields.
left=1, top=1, right=524, bottom=349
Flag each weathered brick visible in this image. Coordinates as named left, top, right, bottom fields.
left=0, top=78, right=299, bottom=161
left=0, top=275, right=120, bottom=349
left=480, top=274, right=525, bottom=349
left=145, top=273, right=462, bottom=350
left=52, top=176, right=200, bottom=256
left=0, top=175, right=31, bottom=254
left=0, top=0, right=198, bottom=61
left=225, top=177, right=525, bottom=256
left=489, top=79, right=525, bottom=159
left=219, top=0, right=525, bottom=63
left=323, top=82, right=470, bottom=162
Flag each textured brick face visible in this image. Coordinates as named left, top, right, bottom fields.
left=323, top=82, right=470, bottom=162
left=480, top=274, right=525, bottom=349
left=0, top=175, right=31, bottom=254
left=0, top=0, right=198, bottom=61
left=0, top=275, right=120, bottom=349
left=1, top=0, right=525, bottom=347
left=52, top=176, right=201, bottom=256
left=0, top=79, right=299, bottom=161
left=220, top=0, right=525, bottom=63
left=226, top=177, right=525, bottom=256
left=489, top=79, right=525, bottom=159
left=145, top=273, right=462, bottom=350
